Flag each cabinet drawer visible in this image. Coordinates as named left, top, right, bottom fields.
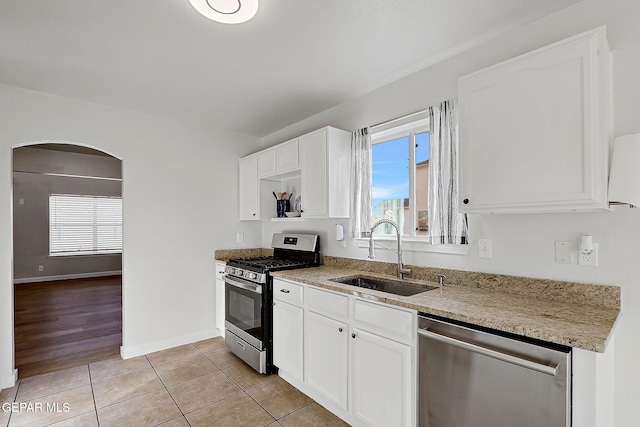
left=307, top=286, right=349, bottom=321
left=273, top=279, right=304, bottom=306
left=353, top=299, right=415, bottom=345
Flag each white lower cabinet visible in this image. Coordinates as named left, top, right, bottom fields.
left=272, top=280, right=417, bottom=427
left=272, top=300, right=304, bottom=381
left=215, top=261, right=226, bottom=337
left=272, top=279, right=305, bottom=381
left=305, top=311, right=349, bottom=409
left=350, top=327, right=413, bottom=427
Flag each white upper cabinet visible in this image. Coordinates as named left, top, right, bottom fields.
left=258, top=139, right=299, bottom=178
left=276, top=139, right=299, bottom=174
left=257, top=148, right=277, bottom=178
left=299, top=127, right=351, bottom=218
left=458, top=27, right=612, bottom=213
left=240, top=126, right=348, bottom=221
left=238, top=154, right=259, bottom=220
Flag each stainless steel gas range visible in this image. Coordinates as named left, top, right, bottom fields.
left=223, top=233, right=320, bottom=374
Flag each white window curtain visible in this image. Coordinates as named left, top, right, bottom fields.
left=428, top=99, right=468, bottom=244
left=349, top=127, right=372, bottom=238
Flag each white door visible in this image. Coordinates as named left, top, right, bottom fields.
left=305, top=311, right=348, bottom=409
left=458, top=29, right=609, bottom=213
left=239, top=155, right=259, bottom=220
left=272, top=300, right=304, bottom=380
left=350, top=328, right=412, bottom=427
left=300, top=129, right=328, bottom=217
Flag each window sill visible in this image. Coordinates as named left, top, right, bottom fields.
left=49, top=252, right=122, bottom=258
left=355, top=237, right=469, bottom=255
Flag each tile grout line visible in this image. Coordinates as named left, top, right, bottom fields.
left=87, top=364, right=100, bottom=427
left=5, top=378, right=22, bottom=427
left=192, top=343, right=282, bottom=425
left=192, top=344, right=268, bottom=424
left=145, top=352, right=194, bottom=427
left=194, top=343, right=319, bottom=424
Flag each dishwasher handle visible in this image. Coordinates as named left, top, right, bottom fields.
left=418, top=327, right=558, bottom=376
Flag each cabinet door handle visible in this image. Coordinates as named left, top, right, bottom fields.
left=352, top=333, right=356, bottom=339
left=280, top=289, right=290, bottom=293
left=338, top=327, right=343, bottom=332
left=463, top=198, right=469, bottom=204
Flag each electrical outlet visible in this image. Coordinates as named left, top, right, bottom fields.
left=38, top=265, right=44, bottom=272
left=478, top=239, right=493, bottom=259
left=578, top=243, right=598, bottom=267
left=236, top=232, right=244, bottom=243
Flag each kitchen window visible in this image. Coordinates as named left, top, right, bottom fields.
left=371, top=116, right=430, bottom=238
left=49, top=194, right=122, bottom=256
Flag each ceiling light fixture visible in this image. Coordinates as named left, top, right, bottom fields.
left=189, top=0, right=258, bottom=24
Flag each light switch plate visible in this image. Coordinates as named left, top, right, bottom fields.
left=555, top=241, right=573, bottom=264
left=478, top=239, right=493, bottom=259
left=236, top=232, right=244, bottom=243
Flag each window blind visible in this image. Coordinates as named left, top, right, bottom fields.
left=49, top=194, right=122, bottom=256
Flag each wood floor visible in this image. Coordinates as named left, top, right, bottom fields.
left=14, top=275, right=122, bottom=379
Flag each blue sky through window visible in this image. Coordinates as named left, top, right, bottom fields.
left=371, top=132, right=430, bottom=214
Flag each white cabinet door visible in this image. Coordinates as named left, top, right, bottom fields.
left=257, top=140, right=298, bottom=179
left=350, top=328, right=413, bottom=427
left=215, top=261, right=226, bottom=337
left=258, top=148, right=277, bottom=178
left=239, top=154, right=259, bottom=220
left=305, top=311, right=348, bottom=409
left=300, top=128, right=328, bottom=218
left=299, top=127, right=350, bottom=218
left=458, top=27, right=610, bottom=213
left=273, top=300, right=304, bottom=381
left=277, top=139, right=299, bottom=174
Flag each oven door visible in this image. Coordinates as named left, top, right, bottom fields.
left=224, top=274, right=264, bottom=350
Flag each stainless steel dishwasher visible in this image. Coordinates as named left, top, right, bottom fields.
left=418, top=315, right=571, bottom=427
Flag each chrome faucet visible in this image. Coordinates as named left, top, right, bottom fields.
left=368, top=219, right=411, bottom=279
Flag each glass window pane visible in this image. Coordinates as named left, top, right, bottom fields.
left=50, top=194, right=122, bottom=255
left=415, top=132, right=430, bottom=236
left=371, top=137, right=409, bottom=235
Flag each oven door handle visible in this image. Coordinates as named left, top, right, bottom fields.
left=224, top=275, right=262, bottom=294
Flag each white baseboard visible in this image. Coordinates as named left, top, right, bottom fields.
left=0, top=369, right=18, bottom=390
left=14, top=271, right=122, bottom=284
left=120, top=328, right=222, bottom=360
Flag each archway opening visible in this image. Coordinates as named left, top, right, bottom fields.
left=12, top=142, right=123, bottom=378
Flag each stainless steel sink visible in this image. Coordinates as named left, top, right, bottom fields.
left=330, top=276, right=435, bottom=296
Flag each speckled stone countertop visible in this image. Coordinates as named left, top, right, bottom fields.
left=214, top=248, right=272, bottom=262
left=215, top=251, right=620, bottom=352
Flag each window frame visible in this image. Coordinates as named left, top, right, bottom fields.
left=364, top=115, right=469, bottom=255
left=49, top=193, right=123, bottom=257
left=370, top=119, right=429, bottom=239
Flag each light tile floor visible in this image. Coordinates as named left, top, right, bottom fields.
left=0, top=337, right=349, bottom=427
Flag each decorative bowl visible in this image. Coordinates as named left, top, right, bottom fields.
left=285, top=211, right=301, bottom=218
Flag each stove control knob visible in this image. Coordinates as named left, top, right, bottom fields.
left=237, top=270, right=244, bottom=277
left=248, top=272, right=257, bottom=280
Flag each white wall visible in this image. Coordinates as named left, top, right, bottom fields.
left=262, top=1, right=640, bottom=425
left=0, top=85, right=263, bottom=387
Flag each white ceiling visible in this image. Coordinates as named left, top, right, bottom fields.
left=0, top=0, right=581, bottom=138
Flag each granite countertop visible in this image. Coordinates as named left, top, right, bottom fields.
left=214, top=249, right=620, bottom=352
left=271, top=265, right=619, bottom=353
